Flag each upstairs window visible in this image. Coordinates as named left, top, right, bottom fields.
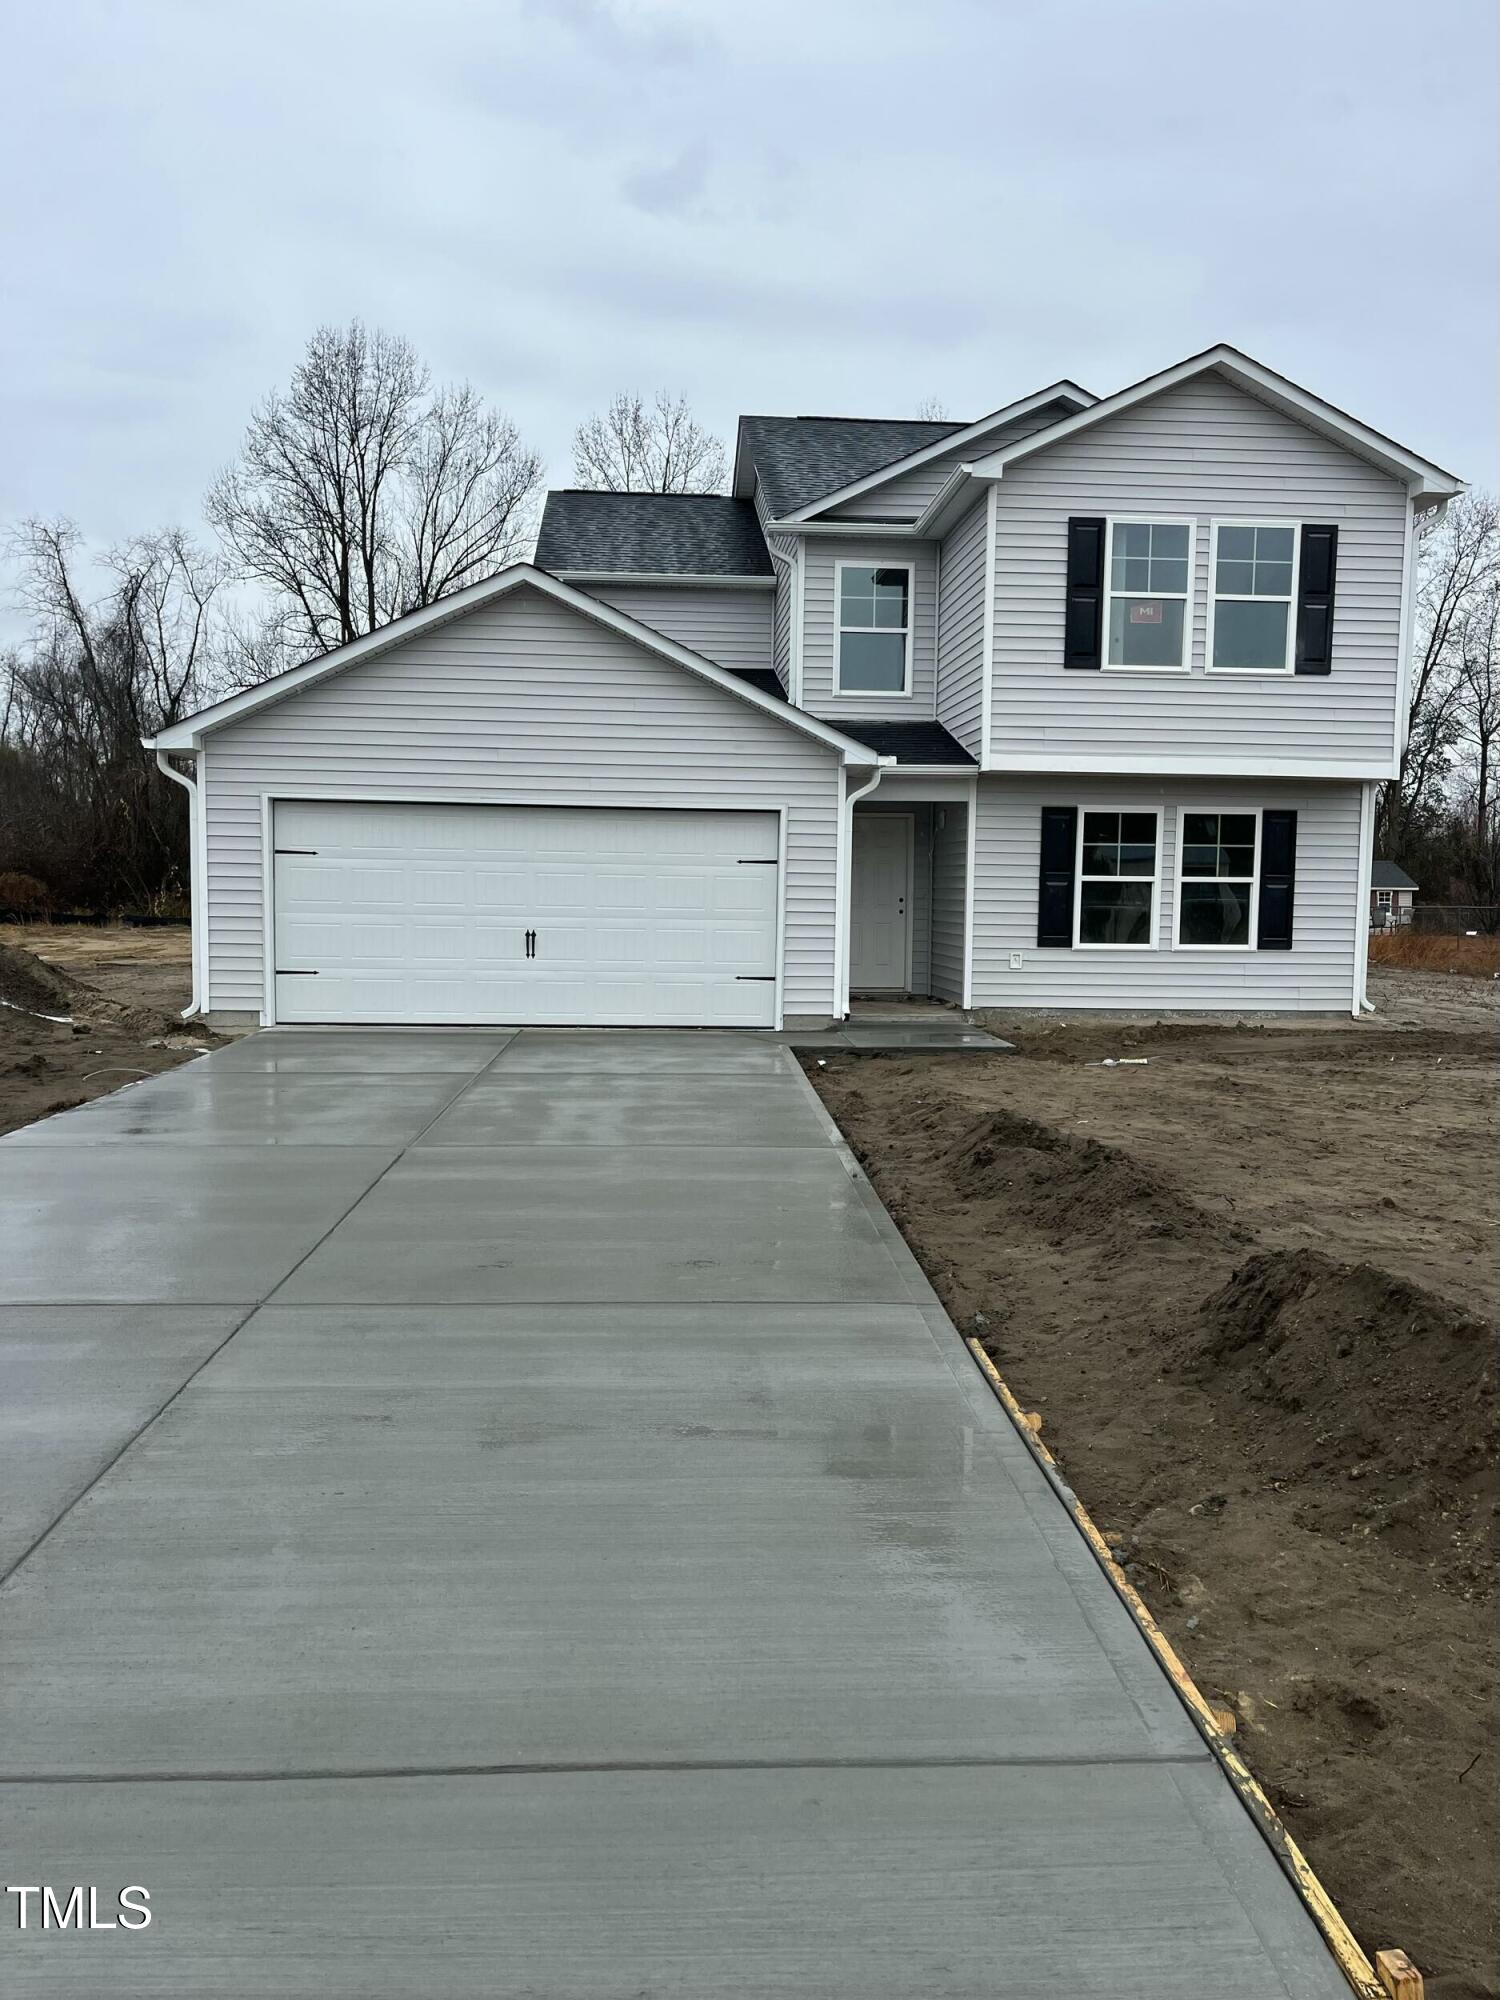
left=1104, top=520, right=1192, bottom=670
left=1177, top=810, right=1259, bottom=946
left=837, top=563, right=912, bottom=695
left=1076, top=809, right=1159, bottom=946
left=1209, top=523, right=1298, bottom=672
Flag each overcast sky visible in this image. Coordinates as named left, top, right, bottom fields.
left=1, top=0, right=1495, bottom=624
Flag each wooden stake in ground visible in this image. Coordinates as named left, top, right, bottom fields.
left=1375, top=1948, right=1423, bottom=1999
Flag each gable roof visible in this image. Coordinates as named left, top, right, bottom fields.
left=1370, top=859, right=1419, bottom=891
left=770, top=383, right=1097, bottom=524
left=145, top=565, right=877, bottom=763
left=735, top=415, right=963, bottom=520
left=915, top=343, right=1464, bottom=536
left=535, top=491, right=773, bottom=578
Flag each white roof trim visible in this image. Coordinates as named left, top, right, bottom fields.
left=779, top=381, right=1097, bottom=523
left=962, top=345, right=1464, bottom=497
left=146, top=564, right=877, bottom=762
left=555, top=571, right=777, bottom=589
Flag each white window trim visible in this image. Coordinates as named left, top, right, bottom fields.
left=1172, top=804, right=1261, bottom=951
left=1073, top=805, right=1161, bottom=951
left=1204, top=519, right=1302, bottom=676
left=1101, top=517, right=1195, bottom=674
left=1376, top=888, right=1393, bottom=909
left=835, top=557, right=914, bottom=699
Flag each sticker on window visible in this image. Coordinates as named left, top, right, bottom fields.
left=1129, top=601, right=1163, bottom=624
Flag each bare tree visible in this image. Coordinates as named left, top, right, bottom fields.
left=1380, top=490, right=1500, bottom=855
left=207, top=321, right=543, bottom=656
left=2, top=521, right=229, bottom=909
left=915, top=396, right=951, bottom=421
left=1456, top=578, right=1500, bottom=849
left=570, top=390, right=726, bottom=493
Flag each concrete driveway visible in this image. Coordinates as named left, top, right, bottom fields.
left=0, top=1030, right=1349, bottom=1997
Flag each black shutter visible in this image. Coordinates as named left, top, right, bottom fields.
left=1294, top=525, right=1337, bottom=675
left=1257, top=810, right=1297, bottom=949
left=1037, top=807, right=1078, bottom=946
left=1064, top=518, right=1106, bottom=669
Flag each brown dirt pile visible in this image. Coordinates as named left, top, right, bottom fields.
left=945, top=1103, right=1250, bottom=1250
left=0, top=937, right=198, bottom=1040
left=0, top=935, right=218, bottom=1138
left=808, top=1038, right=1498, bottom=1995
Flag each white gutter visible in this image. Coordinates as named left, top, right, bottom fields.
left=835, top=757, right=895, bottom=1017
left=154, top=748, right=204, bottom=1019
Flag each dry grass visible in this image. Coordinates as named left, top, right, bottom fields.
left=1369, top=929, right=1500, bottom=978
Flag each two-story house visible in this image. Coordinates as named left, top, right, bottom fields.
left=148, top=345, right=1461, bottom=1029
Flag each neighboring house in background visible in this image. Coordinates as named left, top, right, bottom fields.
left=1369, top=858, right=1419, bottom=928
left=146, top=344, right=1462, bottom=1029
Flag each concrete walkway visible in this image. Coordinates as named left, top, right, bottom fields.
left=0, top=1030, right=1348, bottom=1997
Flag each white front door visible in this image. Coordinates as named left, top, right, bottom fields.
left=271, top=800, right=781, bottom=1027
left=850, top=814, right=911, bottom=992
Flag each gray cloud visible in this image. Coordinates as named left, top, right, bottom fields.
left=0, top=0, right=1493, bottom=642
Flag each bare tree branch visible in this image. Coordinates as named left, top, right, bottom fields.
left=570, top=389, right=726, bottom=494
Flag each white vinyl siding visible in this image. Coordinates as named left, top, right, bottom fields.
left=988, top=373, right=1407, bottom=772
left=800, top=537, right=937, bottom=720
left=199, top=585, right=841, bottom=1020
left=822, top=403, right=1079, bottom=522
left=971, top=776, right=1362, bottom=1010
left=936, top=498, right=989, bottom=757
left=585, top=585, right=772, bottom=676
left=929, top=800, right=969, bottom=1003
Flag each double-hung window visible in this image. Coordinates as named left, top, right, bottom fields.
left=1076, top=810, right=1159, bottom=946
left=1208, top=523, right=1298, bottom=672
left=1177, top=810, right=1258, bottom=947
left=1104, top=520, right=1192, bottom=670
left=836, top=562, right=912, bottom=695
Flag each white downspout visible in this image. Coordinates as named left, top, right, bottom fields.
left=838, top=758, right=893, bottom=1018
left=155, top=747, right=203, bottom=1019
left=1354, top=778, right=1377, bottom=1017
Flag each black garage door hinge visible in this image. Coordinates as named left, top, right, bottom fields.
left=274, top=849, right=318, bottom=855
left=276, top=969, right=319, bottom=976
left=736, top=858, right=777, bottom=865
left=736, top=975, right=775, bottom=982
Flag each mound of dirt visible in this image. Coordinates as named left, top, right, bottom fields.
left=1178, top=1248, right=1495, bottom=1587
left=0, top=937, right=200, bottom=1041
left=0, top=938, right=77, bottom=1018
left=944, top=1104, right=1249, bottom=1252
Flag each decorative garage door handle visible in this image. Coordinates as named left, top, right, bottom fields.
left=524, top=929, right=537, bottom=959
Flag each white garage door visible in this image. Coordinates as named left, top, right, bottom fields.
left=271, top=801, right=781, bottom=1027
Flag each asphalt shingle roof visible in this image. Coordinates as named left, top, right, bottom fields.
left=1370, top=859, right=1419, bottom=891
left=535, top=492, right=773, bottom=577
left=837, top=721, right=975, bottom=766
left=739, top=416, right=965, bottom=519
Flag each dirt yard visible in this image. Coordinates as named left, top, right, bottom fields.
left=808, top=967, right=1498, bottom=2000
left=0, top=924, right=213, bottom=1136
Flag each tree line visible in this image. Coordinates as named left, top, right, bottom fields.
left=0, top=322, right=729, bottom=913
left=4, top=324, right=1494, bottom=918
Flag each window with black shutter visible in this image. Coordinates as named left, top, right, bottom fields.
left=1037, top=806, right=1078, bottom=945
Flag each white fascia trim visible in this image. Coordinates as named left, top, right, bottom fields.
left=779, top=381, right=1096, bottom=524
left=983, top=752, right=1399, bottom=780
left=147, top=564, right=876, bottom=766
left=558, top=572, right=777, bottom=590
left=963, top=344, right=1464, bottom=498
left=766, top=518, right=933, bottom=539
